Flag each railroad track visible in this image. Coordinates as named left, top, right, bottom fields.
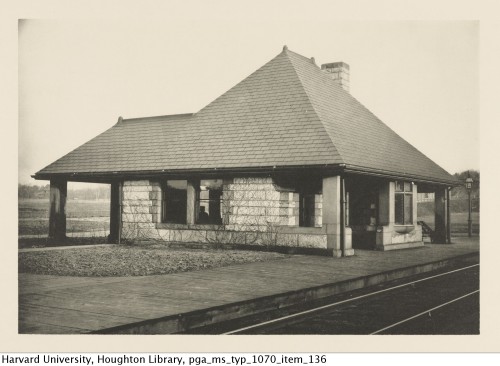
left=197, top=264, right=480, bottom=335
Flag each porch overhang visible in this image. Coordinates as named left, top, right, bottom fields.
left=342, top=164, right=460, bottom=187
left=32, top=164, right=348, bottom=184
left=33, top=162, right=459, bottom=187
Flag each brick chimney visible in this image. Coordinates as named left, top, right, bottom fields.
left=321, top=62, right=350, bottom=92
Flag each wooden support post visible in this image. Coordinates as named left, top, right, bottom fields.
left=434, top=188, right=447, bottom=243
left=48, top=179, right=67, bottom=240
left=109, top=181, right=122, bottom=243
left=446, top=187, right=451, bottom=243
left=322, top=176, right=354, bottom=257
left=186, top=180, right=196, bottom=225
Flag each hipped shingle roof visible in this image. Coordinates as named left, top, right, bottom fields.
left=35, top=47, right=457, bottom=185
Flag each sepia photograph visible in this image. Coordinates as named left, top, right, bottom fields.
left=17, top=16, right=480, bottom=340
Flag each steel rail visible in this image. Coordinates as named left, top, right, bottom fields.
left=370, top=289, right=479, bottom=334
left=223, top=263, right=479, bottom=335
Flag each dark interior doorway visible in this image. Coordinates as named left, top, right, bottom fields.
left=345, top=176, right=381, bottom=250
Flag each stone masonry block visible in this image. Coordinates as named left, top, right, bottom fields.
left=149, top=205, right=161, bottom=214
left=226, top=223, right=267, bottom=232
left=149, top=191, right=162, bottom=200
left=180, top=230, right=207, bottom=243
left=279, top=192, right=289, bottom=201
left=156, top=229, right=171, bottom=241
left=266, top=207, right=280, bottom=216
left=265, top=191, right=281, bottom=201
left=123, top=205, right=150, bottom=214
left=122, top=213, right=153, bottom=223
left=123, top=199, right=153, bottom=207
left=135, top=222, right=156, bottom=230
left=124, top=180, right=151, bottom=186
left=234, top=206, right=267, bottom=216
left=233, top=190, right=267, bottom=201
left=276, top=233, right=298, bottom=246
left=234, top=177, right=273, bottom=184
left=227, top=183, right=274, bottom=191
left=169, top=230, right=183, bottom=242
left=123, top=185, right=153, bottom=193
left=298, top=234, right=327, bottom=248
left=206, top=230, right=246, bottom=245
left=123, top=191, right=151, bottom=200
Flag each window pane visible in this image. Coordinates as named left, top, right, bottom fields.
left=404, top=182, right=412, bottom=192
left=395, top=193, right=404, bottom=225
left=404, top=193, right=413, bottom=224
left=197, top=179, right=223, bottom=224
left=299, top=193, right=315, bottom=227
left=167, top=180, right=187, bottom=190
left=395, top=181, right=404, bottom=192
left=163, top=180, right=187, bottom=224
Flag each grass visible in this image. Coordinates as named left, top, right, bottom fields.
left=418, top=212, right=480, bottom=234
left=18, top=244, right=289, bottom=277
left=18, top=198, right=110, bottom=219
left=18, top=218, right=109, bottom=236
left=18, top=198, right=110, bottom=236
left=18, top=236, right=108, bottom=249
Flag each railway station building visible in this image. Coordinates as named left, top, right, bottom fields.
left=33, top=46, right=459, bottom=257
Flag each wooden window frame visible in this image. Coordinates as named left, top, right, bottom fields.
left=395, top=181, right=413, bottom=225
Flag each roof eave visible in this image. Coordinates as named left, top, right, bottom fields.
left=31, top=164, right=347, bottom=183
left=343, top=165, right=460, bottom=187
left=33, top=163, right=460, bottom=186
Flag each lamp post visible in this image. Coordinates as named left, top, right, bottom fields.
left=465, top=173, right=473, bottom=237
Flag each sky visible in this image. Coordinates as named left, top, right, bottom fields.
left=18, top=19, right=479, bottom=187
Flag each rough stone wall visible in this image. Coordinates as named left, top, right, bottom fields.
left=223, top=177, right=322, bottom=230
left=121, top=180, right=162, bottom=240
left=223, top=177, right=290, bottom=230
left=119, top=177, right=327, bottom=251
left=314, top=194, right=323, bottom=227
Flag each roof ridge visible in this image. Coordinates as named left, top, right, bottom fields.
left=284, top=48, right=317, bottom=64
left=122, top=113, right=194, bottom=123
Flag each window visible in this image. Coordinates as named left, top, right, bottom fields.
left=273, top=175, right=322, bottom=228
left=299, top=193, right=316, bottom=227
left=162, top=180, right=187, bottom=224
left=196, top=179, right=223, bottom=225
left=395, top=181, right=413, bottom=225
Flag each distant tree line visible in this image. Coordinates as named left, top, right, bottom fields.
left=451, top=170, right=479, bottom=200
left=18, top=184, right=110, bottom=200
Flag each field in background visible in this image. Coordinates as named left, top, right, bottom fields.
left=18, top=199, right=479, bottom=237
left=418, top=200, right=480, bottom=235
left=19, top=199, right=110, bottom=236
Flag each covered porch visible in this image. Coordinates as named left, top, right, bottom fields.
left=344, top=174, right=453, bottom=251
left=42, top=169, right=455, bottom=256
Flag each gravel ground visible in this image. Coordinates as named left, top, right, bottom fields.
left=18, top=244, right=289, bottom=277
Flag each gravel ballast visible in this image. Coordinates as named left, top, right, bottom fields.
left=18, top=244, right=289, bottom=277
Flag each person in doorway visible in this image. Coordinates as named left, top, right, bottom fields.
left=198, top=206, right=210, bottom=224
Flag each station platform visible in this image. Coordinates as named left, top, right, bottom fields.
left=18, top=236, right=479, bottom=334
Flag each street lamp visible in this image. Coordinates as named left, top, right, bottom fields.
left=465, top=173, right=473, bottom=237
